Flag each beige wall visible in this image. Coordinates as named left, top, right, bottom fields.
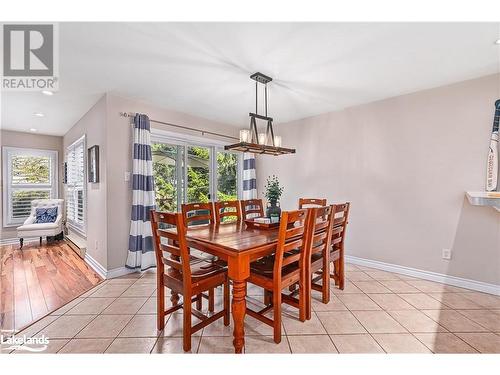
left=0, top=130, right=63, bottom=240
left=63, top=95, right=108, bottom=268
left=104, top=94, right=238, bottom=270
left=257, top=74, right=500, bottom=285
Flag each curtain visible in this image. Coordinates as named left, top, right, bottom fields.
left=243, top=152, right=257, bottom=199
left=125, top=113, right=156, bottom=271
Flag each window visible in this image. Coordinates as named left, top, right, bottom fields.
left=151, top=131, right=242, bottom=212
left=2, top=147, right=58, bottom=226
left=65, top=136, right=86, bottom=234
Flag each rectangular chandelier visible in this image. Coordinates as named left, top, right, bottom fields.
left=225, top=72, right=296, bottom=156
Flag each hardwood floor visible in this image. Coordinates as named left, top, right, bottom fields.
left=0, top=240, right=102, bottom=334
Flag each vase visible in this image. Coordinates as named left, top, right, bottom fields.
left=266, top=200, right=281, bottom=221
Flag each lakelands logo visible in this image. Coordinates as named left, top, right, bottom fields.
left=1, top=334, right=49, bottom=352
left=2, top=23, right=59, bottom=91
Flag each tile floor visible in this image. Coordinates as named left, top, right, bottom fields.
left=4, top=263, right=500, bottom=354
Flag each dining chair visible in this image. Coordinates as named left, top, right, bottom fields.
left=240, top=198, right=265, bottom=219
left=245, top=208, right=312, bottom=343
left=306, top=205, right=334, bottom=319
left=329, top=202, right=350, bottom=290
left=298, top=198, right=327, bottom=208
left=181, top=202, right=215, bottom=226
left=214, top=200, right=242, bottom=223
left=150, top=210, right=230, bottom=352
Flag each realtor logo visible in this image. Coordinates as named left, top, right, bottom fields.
left=2, top=23, right=59, bottom=90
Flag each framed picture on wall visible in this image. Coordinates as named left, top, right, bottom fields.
left=88, top=145, right=99, bottom=183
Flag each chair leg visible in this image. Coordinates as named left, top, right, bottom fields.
left=208, top=288, right=215, bottom=313
left=196, top=293, right=202, bottom=310
left=183, top=296, right=192, bottom=352
left=264, top=290, right=272, bottom=306
left=333, top=260, right=340, bottom=286
left=298, top=277, right=307, bottom=322
left=157, top=283, right=165, bottom=331
left=322, top=262, right=330, bottom=304
left=339, top=248, right=345, bottom=290
left=272, top=290, right=282, bottom=344
left=39, top=237, right=42, bottom=246
left=19, top=238, right=23, bottom=249
left=223, top=279, right=230, bottom=326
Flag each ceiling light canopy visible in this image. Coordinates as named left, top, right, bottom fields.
left=225, top=72, right=295, bottom=156
left=33, top=112, right=45, bottom=117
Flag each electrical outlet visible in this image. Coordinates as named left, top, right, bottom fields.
left=442, top=248, right=452, bottom=260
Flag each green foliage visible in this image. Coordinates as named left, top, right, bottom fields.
left=264, top=175, right=283, bottom=203
left=152, top=143, right=238, bottom=212
left=12, top=156, right=49, bottom=184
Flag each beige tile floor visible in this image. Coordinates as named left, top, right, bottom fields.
left=5, top=263, right=500, bottom=354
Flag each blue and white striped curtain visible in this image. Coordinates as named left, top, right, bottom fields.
left=125, top=114, right=156, bottom=271
left=243, top=153, right=257, bottom=199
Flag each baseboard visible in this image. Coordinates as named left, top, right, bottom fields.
left=83, top=253, right=107, bottom=279
left=106, top=266, right=137, bottom=279
left=345, top=255, right=500, bottom=296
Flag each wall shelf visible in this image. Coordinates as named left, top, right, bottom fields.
left=466, top=191, right=500, bottom=212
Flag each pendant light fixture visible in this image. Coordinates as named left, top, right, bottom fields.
left=225, top=72, right=295, bottom=155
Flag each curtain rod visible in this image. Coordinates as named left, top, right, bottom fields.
left=119, top=112, right=239, bottom=141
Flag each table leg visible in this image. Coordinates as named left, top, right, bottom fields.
left=231, top=279, right=247, bottom=354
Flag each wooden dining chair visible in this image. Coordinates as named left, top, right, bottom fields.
left=246, top=209, right=312, bottom=343
left=181, top=202, right=215, bottom=226
left=240, top=199, right=265, bottom=219
left=150, top=210, right=230, bottom=352
left=329, top=202, right=350, bottom=290
left=214, top=200, right=241, bottom=223
left=298, top=198, right=327, bottom=208
left=306, top=205, right=334, bottom=319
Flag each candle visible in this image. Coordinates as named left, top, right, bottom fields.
left=258, top=133, right=267, bottom=145
left=239, top=129, right=250, bottom=143
left=274, top=135, right=282, bottom=147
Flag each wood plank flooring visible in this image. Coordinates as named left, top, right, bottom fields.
left=0, top=241, right=102, bottom=334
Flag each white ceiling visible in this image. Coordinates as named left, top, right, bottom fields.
left=1, top=22, right=499, bottom=136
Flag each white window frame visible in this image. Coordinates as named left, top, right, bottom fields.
left=151, top=129, right=243, bottom=209
left=2, top=146, right=58, bottom=227
left=65, top=135, right=86, bottom=236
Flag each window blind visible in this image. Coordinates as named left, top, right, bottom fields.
left=65, top=136, right=86, bottom=233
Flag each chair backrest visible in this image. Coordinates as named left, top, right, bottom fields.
left=181, top=202, right=214, bottom=226
left=331, top=202, right=350, bottom=250
left=298, top=198, right=327, bottom=209
left=214, top=200, right=241, bottom=223
left=273, top=209, right=310, bottom=276
left=150, top=210, right=192, bottom=285
left=30, top=199, right=64, bottom=218
left=306, top=205, right=334, bottom=260
left=241, top=199, right=264, bottom=220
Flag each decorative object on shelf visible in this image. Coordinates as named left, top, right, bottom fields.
left=225, top=72, right=296, bottom=156
left=485, top=100, right=499, bottom=192
left=88, top=145, right=100, bottom=183
left=264, top=175, right=284, bottom=219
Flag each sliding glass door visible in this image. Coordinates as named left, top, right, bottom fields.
left=152, top=137, right=242, bottom=212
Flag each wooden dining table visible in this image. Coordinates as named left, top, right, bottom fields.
left=184, top=221, right=280, bottom=353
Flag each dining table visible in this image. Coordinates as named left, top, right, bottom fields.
left=184, top=221, right=280, bottom=354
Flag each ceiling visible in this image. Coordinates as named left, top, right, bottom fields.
left=1, top=22, right=499, bottom=136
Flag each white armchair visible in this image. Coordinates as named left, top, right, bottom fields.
left=17, top=199, right=64, bottom=248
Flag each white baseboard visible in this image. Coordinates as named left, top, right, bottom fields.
left=346, top=255, right=500, bottom=296
left=106, top=266, right=137, bottom=279
left=83, top=253, right=138, bottom=280
left=84, top=253, right=107, bottom=279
